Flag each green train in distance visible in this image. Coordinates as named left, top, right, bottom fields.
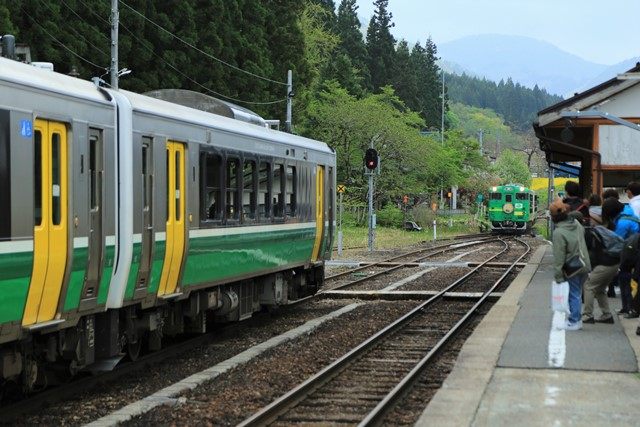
left=487, top=184, right=538, bottom=234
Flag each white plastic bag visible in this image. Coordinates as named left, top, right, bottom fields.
left=551, top=280, right=570, bottom=314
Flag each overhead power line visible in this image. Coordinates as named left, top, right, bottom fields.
left=20, top=5, right=107, bottom=71
left=119, top=0, right=288, bottom=87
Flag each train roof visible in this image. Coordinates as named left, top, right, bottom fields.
left=0, top=56, right=110, bottom=105
left=491, top=184, right=533, bottom=192
left=120, top=89, right=333, bottom=155
left=0, top=57, right=332, bottom=156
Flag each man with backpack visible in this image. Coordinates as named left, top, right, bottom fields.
left=582, top=224, right=622, bottom=324
left=620, top=234, right=640, bottom=334
left=602, top=198, right=640, bottom=317
left=563, top=181, right=590, bottom=223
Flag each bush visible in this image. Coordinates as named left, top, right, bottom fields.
left=376, top=204, right=405, bottom=228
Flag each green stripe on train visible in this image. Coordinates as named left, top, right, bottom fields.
left=182, top=228, right=316, bottom=286
left=64, top=245, right=115, bottom=311
left=0, top=251, right=33, bottom=324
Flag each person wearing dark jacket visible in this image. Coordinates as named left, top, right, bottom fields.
left=582, top=227, right=618, bottom=324
left=602, top=198, right=640, bottom=318
left=551, top=198, right=591, bottom=330
left=563, top=180, right=589, bottom=223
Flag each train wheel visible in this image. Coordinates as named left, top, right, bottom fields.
left=127, top=338, right=142, bottom=362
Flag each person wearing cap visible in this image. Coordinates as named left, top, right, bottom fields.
left=551, top=198, right=591, bottom=330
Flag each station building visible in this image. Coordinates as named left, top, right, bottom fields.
left=534, top=64, right=640, bottom=197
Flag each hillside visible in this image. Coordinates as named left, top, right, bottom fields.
left=439, top=34, right=609, bottom=96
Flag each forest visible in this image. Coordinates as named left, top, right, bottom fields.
left=0, top=0, right=559, bottom=218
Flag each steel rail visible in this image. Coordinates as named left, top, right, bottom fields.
left=325, top=238, right=496, bottom=292
left=237, top=238, right=512, bottom=427
left=325, top=236, right=495, bottom=281
left=359, top=237, right=531, bottom=426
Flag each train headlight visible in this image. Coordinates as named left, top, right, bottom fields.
left=491, top=186, right=497, bottom=192
left=520, top=186, right=525, bottom=191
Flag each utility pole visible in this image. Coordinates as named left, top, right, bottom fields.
left=478, top=129, right=484, bottom=155
left=440, top=71, right=445, bottom=207
left=285, top=70, right=293, bottom=133
left=110, top=0, right=119, bottom=90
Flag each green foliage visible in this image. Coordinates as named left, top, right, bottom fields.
left=376, top=204, right=404, bottom=228
left=492, top=150, right=532, bottom=187
left=446, top=72, right=563, bottom=132
left=365, top=0, right=396, bottom=91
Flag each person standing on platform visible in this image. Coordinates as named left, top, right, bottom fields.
left=602, top=198, right=640, bottom=318
left=587, top=193, right=603, bottom=226
left=602, top=189, right=621, bottom=297
left=626, top=182, right=640, bottom=217
left=582, top=221, right=619, bottom=324
left=563, top=180, right=589, bottom=222
left=551, top=198, right=591, bottom=330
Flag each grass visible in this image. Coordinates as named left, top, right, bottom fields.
left=334, top=218, right=480, bottom=252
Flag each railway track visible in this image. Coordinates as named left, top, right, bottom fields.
left=238, top=237, right=530, bottom=426
left=324, top=236, right=497, bottom=290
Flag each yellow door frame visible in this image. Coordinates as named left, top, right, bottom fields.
left=311, top=166, right=324, bottom=262
left=158, top=141, right=186, bottom=296
left=23, top=119, right=68, bottom=325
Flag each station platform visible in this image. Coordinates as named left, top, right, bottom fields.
left=416, top=244, right=640, bottom=426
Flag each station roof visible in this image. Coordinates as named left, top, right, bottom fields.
left=536, top=63, right=640, bottom=127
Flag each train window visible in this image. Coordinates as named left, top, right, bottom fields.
left=243, top=160, right=256, bottom=220
left=490, top=192, right=501, bottom=200
left=51, top=133, right=61, bottom=225
left=273, top=163, right=284, bottom=218
left=516, top=193, right=528, bottom=200
left=226, top=158, right=240, bottom=220
left=258, top=162, right=271, bottom=220
left=200, top=152, right=222, bottom=222
left=285, top=165, right=296, bottom=217
left=505, top=194, right=512, bottom=203
left=34, top=130, right=42, bottom=226
left=175, top=151, right=181, bottom=221
left=142, top=138, right=151, bottom=211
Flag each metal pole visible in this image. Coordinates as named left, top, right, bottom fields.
left=441, top=72, right=445, bottom=145
left=368, top=141, right=375, bottom=252
left=286, top=70, right=293, bottom=133
left=337, top=191, right=343, bottom=257
left=548, top=168, right=555, bottom=236
left=368, top=171, right=374, bottom=252
left=478, top=129, right=484, bottom=155
left=110, top=0, right=119, bottom=90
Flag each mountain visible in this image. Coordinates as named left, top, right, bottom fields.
left=576, top=57, right=640, bottom=93
left=439, top=34, right=614, bottom=97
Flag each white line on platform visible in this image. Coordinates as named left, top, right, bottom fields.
left=84, top=303, right=361, bottom=427
left=548, top=310, right=567, bottom=368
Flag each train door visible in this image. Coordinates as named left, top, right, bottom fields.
left=324, top=166, right=335, bottom=258
left=23, top=119, right=69, bottom=325
left=80, top=129, right=104, bottom=305
left=158, top=141, right=186, bottom=296
left=135, top=138, right=154, bottom=298
left=311, top=165, right=325, bottom=262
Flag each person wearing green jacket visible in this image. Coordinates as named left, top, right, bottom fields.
left=551, top=198, right=591, bottom=330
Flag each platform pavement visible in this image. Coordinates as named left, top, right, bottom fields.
left=416, top=244, right=640, bottom=427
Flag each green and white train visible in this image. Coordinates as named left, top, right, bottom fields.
left=487, top=184, right=537, bottom=233
left=0, top=57, right=335, bottom=392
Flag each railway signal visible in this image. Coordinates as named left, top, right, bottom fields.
left=364, top=148, right=378, bottom=170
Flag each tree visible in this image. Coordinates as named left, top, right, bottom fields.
left=365, top=0, right=396, bottom=91
left=492, top=150, right=532, bottom=187
left=391, top=40, right=418, bottom=111
left=336, top=0, right=369, bottom=89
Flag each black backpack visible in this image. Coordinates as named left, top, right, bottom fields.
left=620, top=233, right=640, bottom=272
left=584, top=226, right=620, bottom=267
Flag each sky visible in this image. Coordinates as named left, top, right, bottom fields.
left=355, top=0, right=639, bottom=65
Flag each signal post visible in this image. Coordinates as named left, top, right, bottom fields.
left=365, top=148, right=378, bottom=252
